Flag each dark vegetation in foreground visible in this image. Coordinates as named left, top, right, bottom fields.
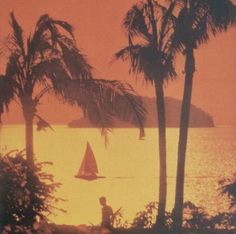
left=0, top=150, right=64, bottom=233
left=46, top=225, right=236, bottom=234
left=0, top=151, right=235, bottom=234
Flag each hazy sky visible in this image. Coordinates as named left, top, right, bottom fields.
left=0, top=0, right=236, bottom=125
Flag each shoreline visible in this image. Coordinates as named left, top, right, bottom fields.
left=38, top=223, right=236, bottom=234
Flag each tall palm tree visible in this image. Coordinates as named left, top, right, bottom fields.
left=0, top=13, right=146, bottom=168
left=172, top=0, right=236, bottom=231
left=115, top=0, right=177, bottom=230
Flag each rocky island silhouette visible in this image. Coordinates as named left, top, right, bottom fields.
left=68, top=97, right=215, bottom=128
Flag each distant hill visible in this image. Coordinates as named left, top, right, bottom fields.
left=68, top=97, right=214, bottom=128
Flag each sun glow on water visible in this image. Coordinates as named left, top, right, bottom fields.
left=0, top=126, right=235, bottom=225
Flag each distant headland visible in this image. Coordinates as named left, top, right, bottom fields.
left=68, top=97, right=215, bottom=128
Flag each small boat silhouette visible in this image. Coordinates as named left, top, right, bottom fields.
left=75, top=142, right=105, bottom=181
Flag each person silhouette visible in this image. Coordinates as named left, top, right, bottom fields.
left=99, top=196, right=113, bottom=230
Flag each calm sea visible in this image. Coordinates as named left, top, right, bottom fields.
left=0, top=126, right=235, bottom=225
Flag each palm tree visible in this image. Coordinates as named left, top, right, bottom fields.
left=0, top=13, right=146, bottom=168
left=115, top=0, right=177, bottom=230
left=172, top=0, right=236, bottom=231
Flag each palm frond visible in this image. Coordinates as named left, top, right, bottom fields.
left=56, top=79, right=116, bottom=141
left=174, top=7, right=195, bottom=47
left=34, top=14, right=74, bottom=39
left=57, top=36, right=92, bottom=80
left=123, top=2, right=152, bottom=41
left=174, top=0, right=236, bottom=48
left=158, top=1, right=177, bottom=51
left=9, top=12, right=25, bottom=57
left=35, top=114, right=54, bottom=132
left=29, top=15, right=92, bottom=81
left=57, top=79, right=146, bottom=139
left=34, top=86, right=52, bottom=103
left=204, top=0, right=236, bottom=30
left=194, top=14, right=209, bottom=45
left=5, top=53, right=25, bottom=96
left=0, top=75, right=15, bottom=121
left=52, top=20, right=74, bottom=38
left=116, top=0, right=178, bottom=85
left=29, top=15, right=53, bottom=58
left=116, top=44, right=155, bottom=82
left=31, top=58, right=71, bottom=95
left=94, top=79, right=146, bottom=131
left=116, top=42, right=176, bottom=83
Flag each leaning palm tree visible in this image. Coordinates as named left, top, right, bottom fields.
left=115, top=0, right=177, bottom=230
left=0, top=13, right=146, bottom=168
left=172, top=0, right=236, bottom=232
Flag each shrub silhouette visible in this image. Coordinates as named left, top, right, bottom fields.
left=131, top=202, right=172, bottom=229
left=0, top=150, right=62, bottom=233
left=182, top=201, right=210, bottom=230
left=219, top=173, right=236, bottom=209
left=210, top=212, right=236, bottom=230
left=129, top=201, right=236, bottom=231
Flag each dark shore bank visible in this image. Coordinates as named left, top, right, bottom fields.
left=47, top=224, right=235, bottom=234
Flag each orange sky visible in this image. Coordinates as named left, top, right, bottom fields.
left=0, top=0, right=236, bottom=125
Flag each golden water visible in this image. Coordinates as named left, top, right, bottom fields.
left=0, top=126, right=235, bottom=225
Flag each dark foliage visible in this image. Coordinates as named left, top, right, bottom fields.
left=131, top=202, right=172, bottom=229
left=219, top=173, right=236, bottom=208
left=182, top=201, right=210, bottom=230
left=1, top=12, right=146, bottom=144
left=173, top=0, right=236, bottom=50
left=0, top=75, right=16, bottom=123
left=128, top=201, right=236, bottom=231
left=115, top=0, right=178, bottom=84
left=210, top=212, right=236, bottom=230
left=0, top=150, right=63, bottom=233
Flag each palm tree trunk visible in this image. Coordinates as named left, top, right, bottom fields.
left=155, top=80, right=167, bottom=232
left=25, top=115, right=34, bottom=166
left=173, top=46, right=195, bottom=233
left=22, top=100, right=35, bottom=168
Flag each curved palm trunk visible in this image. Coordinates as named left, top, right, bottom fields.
left=155, top=80, right=167, bottom=232
left=22, top=99, right=35, bottom=168
left=173, top=46, right=195, bottom=233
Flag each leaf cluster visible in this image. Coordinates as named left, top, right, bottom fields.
left=0, top=13, right=146, bottom=137
left=116, top=0, right=178, bottom=84
left=219, top=173, right=236, bottom=208
left=0, top=150, right=62, bottom=232
left=129, top=201, right=236, bottom=230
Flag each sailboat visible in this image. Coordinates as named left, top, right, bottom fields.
left=75, top=142, right=105, bottom=181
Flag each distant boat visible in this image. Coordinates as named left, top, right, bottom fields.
left=75, top=142, right=105, bottom=181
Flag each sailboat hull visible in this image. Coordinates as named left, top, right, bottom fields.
left=74, top=174, right=105, bottom=181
